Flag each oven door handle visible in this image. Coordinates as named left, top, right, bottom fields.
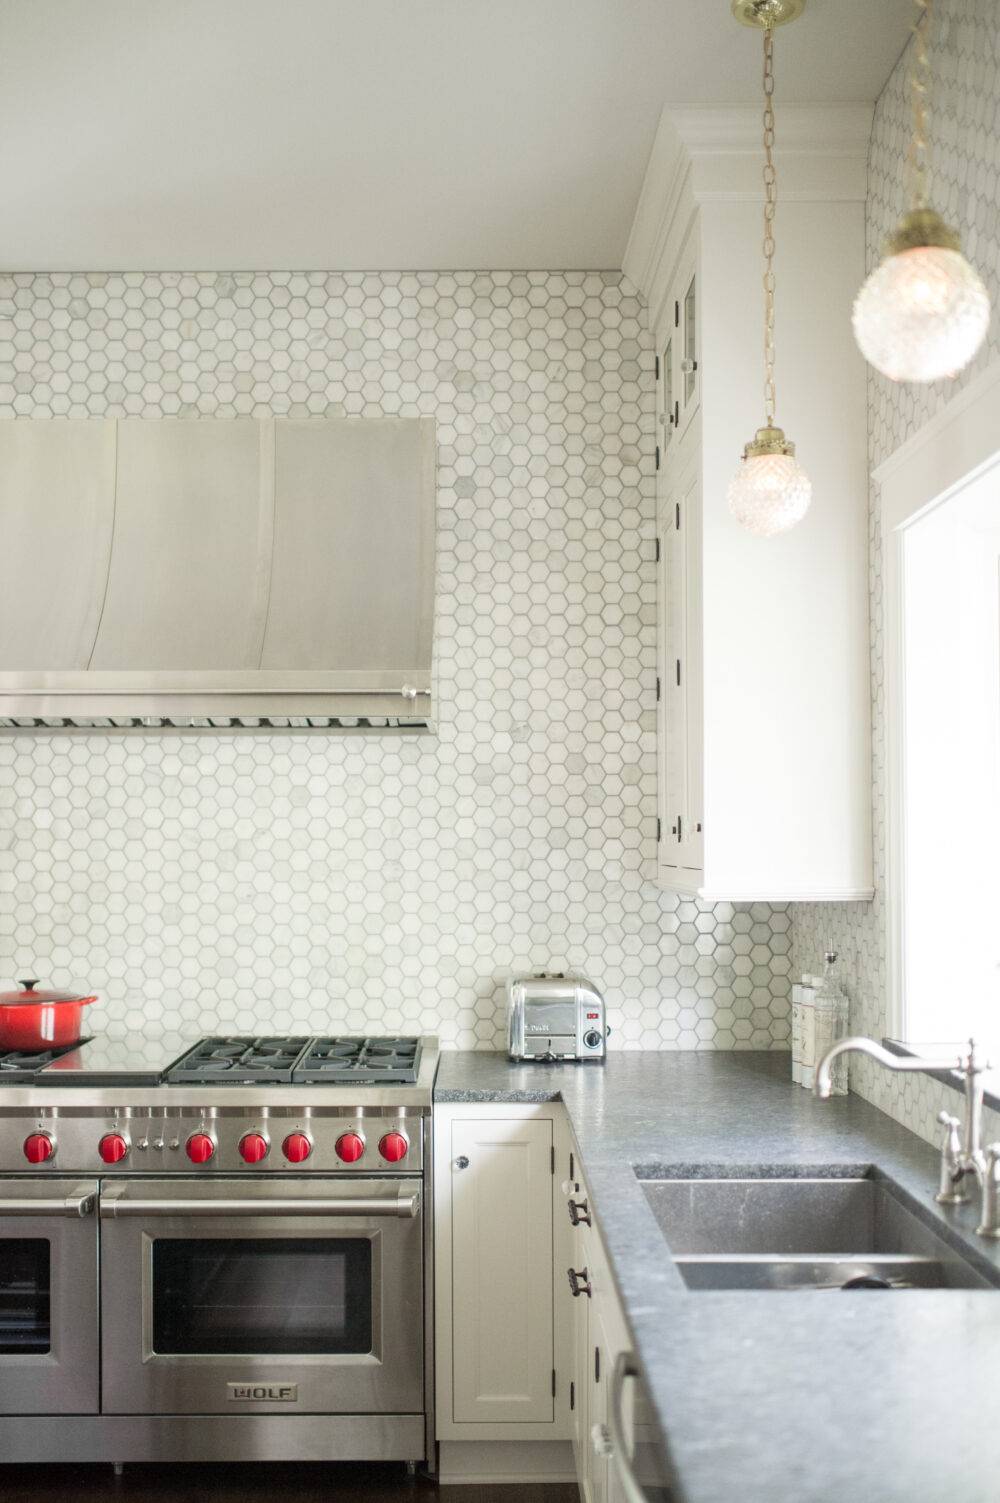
left=98, top=1185, right=421, bottom=1219
left=0, top=1185, right=96, bottom=1218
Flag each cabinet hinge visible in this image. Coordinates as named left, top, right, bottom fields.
left=676, top=658, right=681, bottom=687
left=655, top=353, right=660, bottom=380
left=675, top=501, right=680, bottom=531
left=569, top=1151, right=575, bottom=1181
left=654, top=536, right=661, bottom=563
left=570, top=1379, right=576, bottom=1412
left=655, top=675, right=661, bottom=703
left=552, top=1368, right=557, bottom=1399
left=595, top=1346, right=601, bottom=1383
left=674, top=299, right=680, bottom=328
left=655, top=444, right=660, bottom=472
left=656, top=816, right=662, bottom=843
left=551, top=1145, right=555, bottom=1175
left=677, top=814, right=683, bottom=842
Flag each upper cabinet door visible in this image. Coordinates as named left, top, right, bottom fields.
left=675, top=255, right=700, bottom=442
left=263, top=417, right=435, bottom=675
left=657, top=331, right=675, bottom=465
left=91, top=419, right=268, bottom=670
left=0, top=419, right=116, bottom=670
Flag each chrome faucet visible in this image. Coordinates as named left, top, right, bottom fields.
left=814, top=1036, right=1000, bottom=1237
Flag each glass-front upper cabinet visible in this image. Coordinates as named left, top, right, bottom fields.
left=676, top=263, right=700, bottom=438
left=657, top=239, right=700, bottom=472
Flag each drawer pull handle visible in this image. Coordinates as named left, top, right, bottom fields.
left=567, top=1266, right=592, bottom=1299
left=568, top=1197, right=592, bottom=1227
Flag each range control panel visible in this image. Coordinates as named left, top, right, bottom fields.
left=0, top=1112, right=424, bottom=1174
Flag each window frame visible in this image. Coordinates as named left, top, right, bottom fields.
left=878, top=361, right=1000, bottom=1043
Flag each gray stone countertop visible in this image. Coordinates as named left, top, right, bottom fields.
left=434, top=1050, right=1000, bottom=1503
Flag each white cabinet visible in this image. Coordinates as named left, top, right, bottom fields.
left=629, top=106, right=875, bottom=902
left=658, top=448, right=704, bottom=879
left=434, top=1103, right=570, bottom=1445
left=559, top=1158, right=636, bottom=1503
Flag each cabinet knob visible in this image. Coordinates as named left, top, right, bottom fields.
left=454, top=1155, right=470, bottom=1170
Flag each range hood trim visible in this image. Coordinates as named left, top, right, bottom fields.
left=0, top=416, right=436, bottom=734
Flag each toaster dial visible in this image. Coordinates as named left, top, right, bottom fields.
left=583, top=1029, right=603, bottom=1050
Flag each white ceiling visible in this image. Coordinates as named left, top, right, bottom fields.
left=0, top=0, right=914, bottom=272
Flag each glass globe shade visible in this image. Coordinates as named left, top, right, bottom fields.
left=852, top=245, right=990, bottom=383
left=727, top=451, right=812, bottom=538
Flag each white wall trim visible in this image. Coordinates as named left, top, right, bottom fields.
left=878, top=358, right=1000, bottom=1038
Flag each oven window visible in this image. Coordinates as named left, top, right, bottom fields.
left=0, top=1239, right=51, bottom=1354
left=152, top=1238, right=372, bottom=1355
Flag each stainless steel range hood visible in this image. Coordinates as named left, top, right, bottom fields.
left=0, top=417, right=435, bottom=731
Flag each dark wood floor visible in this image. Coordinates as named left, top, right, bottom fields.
left=0, top=1462, right=580, bottom=1503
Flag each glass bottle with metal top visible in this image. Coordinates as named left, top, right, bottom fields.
left=812, top=952, right=849, bottom=1096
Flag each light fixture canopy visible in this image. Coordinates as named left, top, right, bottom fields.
left=727, top=8, right=812, bottom=538
left=852, top=0, right=990, bottom=383
left=731, top=0, right=806, bottom=28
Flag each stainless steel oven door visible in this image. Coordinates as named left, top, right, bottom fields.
left=99, top=1177, right=423, bottom=1416
left=0, top=1178, right=99, bottom=1414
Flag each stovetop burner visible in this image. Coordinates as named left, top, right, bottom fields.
left=165, top=1035, right=423, bottom=1086
left=296, top=1037, right=421, bottom=1085
left=0, top=1039, right=92, bottom=1082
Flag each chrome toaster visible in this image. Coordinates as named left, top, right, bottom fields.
left=507, top=972, right=607, bottom=1062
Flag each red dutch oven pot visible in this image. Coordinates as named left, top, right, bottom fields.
left=0, top=979, right=98, bottom=1050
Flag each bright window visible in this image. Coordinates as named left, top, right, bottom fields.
left=898, top=465, right=1000, bottom=1048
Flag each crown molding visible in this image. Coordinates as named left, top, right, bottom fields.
left=623, top=102, right=873, bottom=332
left=666, top=102, right=874, bottom=158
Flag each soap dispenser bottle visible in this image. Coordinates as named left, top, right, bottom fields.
left=812, top=951, right=849, bottom=1095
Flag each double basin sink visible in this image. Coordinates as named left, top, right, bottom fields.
left=641, top=1173, right=997, bottom=1292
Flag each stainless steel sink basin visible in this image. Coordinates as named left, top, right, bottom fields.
left=641, top=1176, right=995, bottom=1291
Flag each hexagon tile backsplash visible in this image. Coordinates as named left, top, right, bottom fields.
left=0, top=269, right=792, bottom=1049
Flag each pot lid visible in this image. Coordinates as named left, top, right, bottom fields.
left=0, top=978, right=98, bottom=1006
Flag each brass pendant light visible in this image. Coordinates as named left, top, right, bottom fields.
left=727, top=0, right=812, bottom=538
left=852, top=0, right=990, bottom=382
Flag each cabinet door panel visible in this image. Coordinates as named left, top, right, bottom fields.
left=663, top=503, right=687, bottom=860
left=451, top=1116, right=553, bottom=1424
left=678, top=465, right=704, bottom=871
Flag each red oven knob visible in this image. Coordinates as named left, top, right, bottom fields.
left=185, top=1132, right=215, bottom=1164
left=99, top=1132, right=129, bottom=1164
left=23, top=1132, right=54, bottom=1164
left=282, top=1131, right=313, bottom=1164
left=239, top=1132, right=269, bottom=1164
left=335, top=1131, right=365, bottom=1164
left=379, top=1131, right=409, bottom=1163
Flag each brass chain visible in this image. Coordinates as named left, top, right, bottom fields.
left=907, top=0, right=932, bottom=210
left=762, top=25, right=777, bottom=426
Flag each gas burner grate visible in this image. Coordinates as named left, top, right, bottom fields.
left=294, top=1036, right=421, bottom=1086
left=166, top=1036, right=312, bottom=1084
left=0, top=1039, right=90, bottom=1082
left=163, top=1035, right=423, bottom=1086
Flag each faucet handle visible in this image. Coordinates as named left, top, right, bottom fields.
left=935, top=1111, right=970, bottom=1206
left=976, top=1142, right=1000, bottom=1239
